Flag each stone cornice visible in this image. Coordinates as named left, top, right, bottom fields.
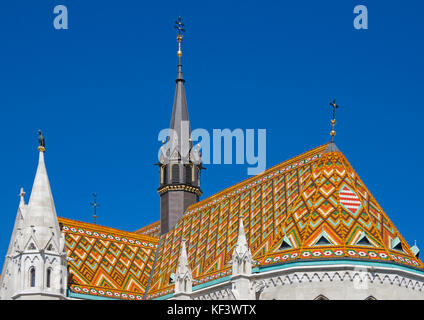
left=158, top=184, right=202, bottom=197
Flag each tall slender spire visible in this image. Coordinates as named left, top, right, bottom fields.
left=25, top=132, right=61, bottom=246
left=158, top=17, right=202, bottom=236
left=169, top=16, right=191, bottom=156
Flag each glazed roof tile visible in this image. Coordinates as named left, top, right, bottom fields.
left=58, top=217, right=159, bottom=300
left=59, top=143, right=423, bottom=300
left=134, top=221, right=161, bottom=238
left=145, top=143, right=423, bottom=299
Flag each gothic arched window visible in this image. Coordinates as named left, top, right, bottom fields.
left=46, top=268, right=52, bottom=288
left=30, top=267, right=36, bottom=287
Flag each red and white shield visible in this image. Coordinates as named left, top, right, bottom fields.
left=339, top=186, right=362, bottom=214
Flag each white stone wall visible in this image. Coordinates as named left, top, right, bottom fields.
left=183, top=263, right=424, bottom=300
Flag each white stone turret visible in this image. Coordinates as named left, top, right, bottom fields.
left=0, top=148, right=68, bottom=300
left=230, top=215, right=255, bottom=299
left=173, top=238, right=193, bottom=300
left=231, top=215, right=254, bottom=276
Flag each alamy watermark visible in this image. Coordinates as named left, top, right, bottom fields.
left=53, top=5, right=68, bottom=30
left=157, top=122, right=266, bottom=176
left=353, top=5, right=368, bottom=30
left=53, top=5, right=367, bottom=31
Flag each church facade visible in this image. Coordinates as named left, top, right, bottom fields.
left=1, top=28, right=424, bottom=300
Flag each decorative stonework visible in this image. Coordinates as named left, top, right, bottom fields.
left=173, top=239, right=193, bottom=298
left=158, top=185, right=202, bottom=197
left=0, top=151, right=68, bottom=300
left=257, top=267, right=424, bottom=300
left=188, top=263, right=424, bottom=300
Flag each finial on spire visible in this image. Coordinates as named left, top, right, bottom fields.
left=19, top=188, right=26, bottom=205
left=38, top=130, right=45, bottom=152
left=174, top=16, right=185, bottom=58
left=90, top=193, right=100, bottom=224
left=329, top=99, right=339, bottom=143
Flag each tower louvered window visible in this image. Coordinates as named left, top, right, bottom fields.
left=185, top=164, right=192, bottom=184
left=172, top=164, right=180, bottom=183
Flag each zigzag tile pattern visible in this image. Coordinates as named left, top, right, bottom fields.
left=146, top=144, right=424, bottom=299
left=263, top=150, right=423, bottom=269
left=58, top=217, right=159, bottom=300
left=134, top=221, right=160, bottom=238
left=146, top=145, right=329, bottom=299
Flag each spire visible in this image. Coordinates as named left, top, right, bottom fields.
left=168, top=16, right=192, bottom=159
left=235, top=215, right=248, bottom=248
left=176, top=239, right=190, bottom=276
left=0, top=133, right=67, bottom=300
left=174, top=238, right=193, bottom=297
left=231, top=215, right=254, bottom=276
left=230, top=215, right=255, bottom=300
left=25, top=134, right=61, bottom=245
left=158, top=18, right=202, bottom=236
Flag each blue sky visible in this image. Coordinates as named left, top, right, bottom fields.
left=0, top=1, right=423, bottom=267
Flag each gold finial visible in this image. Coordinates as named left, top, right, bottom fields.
left=174, top=16, right=185, bottom=57
left=329, top=99, right=339, bottom=143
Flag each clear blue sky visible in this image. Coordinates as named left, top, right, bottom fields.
left=0, top=1, right=423, bottom=268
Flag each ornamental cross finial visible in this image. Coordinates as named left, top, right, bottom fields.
left=329, top=99, right=339, bottom=143
left=90, top=193, right=100, bottom=224
left=174, top=16, right=185, bottom=57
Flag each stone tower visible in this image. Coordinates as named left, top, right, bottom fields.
left=0, top=140, right=68, bottom=300
left=158, top=22, right=202, bottom=235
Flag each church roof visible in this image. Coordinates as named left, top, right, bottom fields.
left=59, top=217, right=159, bottom=300
left=145, top=143, right=423, bottom=299
left=134, top=221, right=161, bottom=238
left=58, top=143, right=423, bottom=300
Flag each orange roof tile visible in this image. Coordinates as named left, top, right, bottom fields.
left=58, top=217, right=159, bottom=300
left=145, top=144, right=423, bottom=299
left=59, top=143, right=423, bottom=300
left=134, top=221, right=160, bottom=238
